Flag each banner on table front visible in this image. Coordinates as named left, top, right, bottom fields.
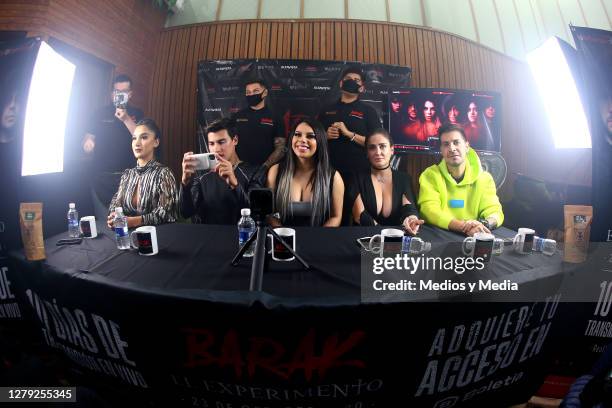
left=3, top=258, right=562, bottom=407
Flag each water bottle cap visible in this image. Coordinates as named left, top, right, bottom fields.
left=115, top=207, right=123, bottom=213
left=69, top=203, right=75, bottom=209
left=241, top=208, right=251, bottom=216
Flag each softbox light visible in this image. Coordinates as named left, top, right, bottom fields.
left=526, top=37, right=591, bottom=149
left=21, top=41, right=75, bottom=176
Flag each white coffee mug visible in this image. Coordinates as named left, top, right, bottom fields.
left=463, top=232, right=504, bottom=262
left=369, top=228, right=404, bottom=257
left=267, top=228, right=296, bottom=261
left=79, top=216, right=97, bottom=238
left=513, top=228, right=535, bottom=254
left=130, top=226, right=158, bottom=256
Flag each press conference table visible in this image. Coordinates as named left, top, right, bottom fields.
left=4, top=223, right=578, bottom=408
left=12, top=222, right=563, bottom=304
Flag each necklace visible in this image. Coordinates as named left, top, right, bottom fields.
left=373, top=166, right=391, bottom=184
left=375, top=174, right=386, bottom=183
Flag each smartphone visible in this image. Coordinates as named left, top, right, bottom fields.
left=113, top=92, right=129, bottom=108
left=192, top=153, right=218, bottom=171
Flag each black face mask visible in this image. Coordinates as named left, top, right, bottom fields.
left=246, top=92, right=264, bottom=107
left=341, top=79, right=361, bottom=94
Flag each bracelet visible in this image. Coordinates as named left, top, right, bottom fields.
left=350, top=133, right=356, bottom=142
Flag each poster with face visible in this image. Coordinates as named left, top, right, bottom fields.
left=389, top=89, right=502, bottom=154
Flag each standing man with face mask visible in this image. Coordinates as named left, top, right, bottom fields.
left=231, top=79, right=286, bottom=169
left=319, top=66, right=381, bottom=224
left=82, top=74, right=144, bottom=173
left=318, top=67, right=381, bottom=177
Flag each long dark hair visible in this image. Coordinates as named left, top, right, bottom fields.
left=418, top=98, right=439, bottom=122
left=276, top=118, right=332, bottom=226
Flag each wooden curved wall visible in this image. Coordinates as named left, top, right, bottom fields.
left=0, top=0, right=165, bottom=109
left=150, top=19, right=591, bottom=194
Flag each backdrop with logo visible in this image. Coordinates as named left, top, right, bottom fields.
left=197, top=59, right=412, bottom=149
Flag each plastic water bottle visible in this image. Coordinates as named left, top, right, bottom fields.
left=67, top=203, right=80, bottom=238
left=238, top=208, right=256, bottom=257
left=113, top=207, right=130, bottom=250
left=402, top=235, right=431, bottom=255
left=533, top=236, right=556, bottom=256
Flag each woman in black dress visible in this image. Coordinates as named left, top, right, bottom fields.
left=351, top=128, right=424, bottom=234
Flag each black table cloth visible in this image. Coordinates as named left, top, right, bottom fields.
left=23, top=223, right=561, bottom=305
left=1, top=223, right=578, bottom=408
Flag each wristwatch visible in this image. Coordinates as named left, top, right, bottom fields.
left=479, top=218, right=491, bottom=230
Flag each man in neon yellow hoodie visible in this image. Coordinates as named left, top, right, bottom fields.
left=418, top=123, right=504, bottom=236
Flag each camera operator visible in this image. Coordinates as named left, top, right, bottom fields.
left=179, top=118, right=264, bottom=224
left=82, top=74, right=144, bottom=173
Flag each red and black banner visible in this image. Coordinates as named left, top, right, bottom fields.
left=3, top=255, right=563, bottom=407
left=197, top=59, right=412, bottom=145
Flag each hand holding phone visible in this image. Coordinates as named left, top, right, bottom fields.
left=191, top=153, right=219, bottom=171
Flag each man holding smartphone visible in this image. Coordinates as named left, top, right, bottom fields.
left=82, top=74, right=144, bottom=173
left=179, top=118, right=263, bottom=224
